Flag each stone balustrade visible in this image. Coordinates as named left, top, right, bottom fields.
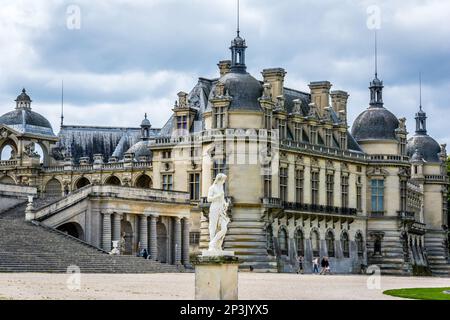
left=397, top=210, right=416, bottom=221
left=0, top=159, right=18, bottom=167
left=42, top=161, right=152, bottom=173
left=261, top=197, right=357, bottom=216
left=33, top=185, right=189, bottom=221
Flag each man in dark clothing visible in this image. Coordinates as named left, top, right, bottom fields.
left=320, top=257, right=330, bottom=275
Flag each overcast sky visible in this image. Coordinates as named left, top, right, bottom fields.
left=0, top=0, right=449, bottom=146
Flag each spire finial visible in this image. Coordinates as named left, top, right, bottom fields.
left=374, top=30, right=378, bottom=78
left=60, top=80, right=64, bottom=127
left=145, top=112, right=147, bottom=119
left=419, top=72, right=422, bottom=111
left=237, top=0, right=240, bottom=37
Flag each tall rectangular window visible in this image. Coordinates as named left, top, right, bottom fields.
left=189, top=173, right=200, bottom=200
left=400, top=180, right=407, bottom=211
left=400, top=138, right=406, bottom=155
left=264, top=174, right=272, bottom=198
left=326, top=173, right=334, bottom=207
left=264, top=110, right=272, bottom=130
left=294, top=124, right=302, bottom=142
left=295, top=169, right=304, bottom=203
left=356, top=185, right=362, bottom=211
left=214, top=107, right=225, bottom=128
left=212, top=160, right=227, bottom=188
left=340, top=132, right=347, bottom=149
left=279, top=167, right=288, bottom=202
left=341, top=175, right=349, bottom=208
left=325, top=129, right=332, bottom=147
left=162, top=174, right=173, bottom=191
left=311, top=171, right=319, bottom=205
left=371, top=179, right=384, bottom=213
left=278, top=119, right=287, bottom=140
left=310, top=126, right=317, bottom=145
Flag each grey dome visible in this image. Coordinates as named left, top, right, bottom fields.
left=351, top=106, right=399, bottom=141
left=0, top=109, right=55, bottom=136
left=125, top=140, right=152, bottom=160
left=141, top=118, right=151, bottom=127
left=208, top=72, right=263, bottom=111
left=407, top=134, right=441, bottom=163
left=15, top=88, right=32, bottom=102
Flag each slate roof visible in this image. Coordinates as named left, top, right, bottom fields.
left=55, top=125, right=160, bottom=162
left=0, top=109, right=55, bottom=137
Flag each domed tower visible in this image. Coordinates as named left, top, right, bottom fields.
left=407, top=102, right=449, bottom=275
left=125, top=114, right=153, bottom=162
left=205, top=28, right=263, bottom=131
left=351, top=46, right=412, bottom=274
left=198, top=15, right=277, bottom=270
left=0, top=88, right=58, bottom=185
left=351, top=75, right=404, bottom=155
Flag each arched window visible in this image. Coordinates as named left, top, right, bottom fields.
left=105, top=175, right=121, bottom=186
left=0, top=144, right=15, bottom=160
left=356, top=233, right=364, bottom=257
left=311, top=230, right=320, bottom=257
left=75, top=177, right=91, bottom=190
left=45, top=178, right=62, bottom=198
left=296, top=229, right=304, bottom=257
left=135, top=174, right=152, bottom=189
left=266, top=225, right=274, bottom=255
left=34, top=143, right=44, bottom=164
left=0, top=175, right=15, bottom=185
left=326, top=231, right=335, bottom=257
left=341, top=232, right=350, bottom=258
left=278, top=228, right=288, bottom=256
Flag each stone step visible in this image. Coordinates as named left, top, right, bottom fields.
left=0, top=204, right=182, bottom=274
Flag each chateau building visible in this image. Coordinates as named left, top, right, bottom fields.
left=0, top=29, right=449, bottom=275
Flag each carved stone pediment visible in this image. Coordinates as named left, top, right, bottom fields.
left=310, top=157, right=319, bottom=167
left=366, top=167, right=389, bottom=177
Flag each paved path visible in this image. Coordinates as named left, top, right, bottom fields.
left=0, top=273, right=449, bottom=300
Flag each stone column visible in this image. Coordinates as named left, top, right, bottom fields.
left=182, top=218, right=190, bottom=265
left=174, top=217, right=182, bottom=265
left=112, top=212, right=122, bottom=242
left=139, top=214, right=149, bottom=252
left=149, top=214, right=158, bottom=260
left=102, top=211, right=113, bottom=251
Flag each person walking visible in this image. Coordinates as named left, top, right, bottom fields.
left=320, top=256, right=327, bottom=275
left=297, top=255, right=304, bottom=274
left=312, top=257, right=319, bottom=274
left=321, top=256, right=330, bottom=275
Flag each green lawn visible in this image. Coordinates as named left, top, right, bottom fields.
left=383, top=287, right=450, bottom=300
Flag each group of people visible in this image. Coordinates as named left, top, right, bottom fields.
left=297, top=256, right=332, bottom=275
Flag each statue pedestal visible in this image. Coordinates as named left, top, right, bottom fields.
left=192, top=254, right=239, bottom=300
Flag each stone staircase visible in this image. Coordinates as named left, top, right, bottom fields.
left=0, top=204, right=183, bottom=273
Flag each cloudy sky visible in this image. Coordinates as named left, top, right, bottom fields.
left=0, top=0, right=449, bottom=145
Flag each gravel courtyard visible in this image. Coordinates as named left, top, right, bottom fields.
left=0, top=273, right=449, bottom=300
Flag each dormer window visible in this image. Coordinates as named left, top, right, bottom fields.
left=325, top=129, right=332, bottom=147
left=177, top=115, right=188, bottom=130
left=309, top=126, right=317, bottom=145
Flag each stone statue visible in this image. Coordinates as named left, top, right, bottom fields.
left=119, top=232, right=126, bottom=254
left=110, top=241, right=120, bottom=255
left=204, top=173, right=232, bottom=256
